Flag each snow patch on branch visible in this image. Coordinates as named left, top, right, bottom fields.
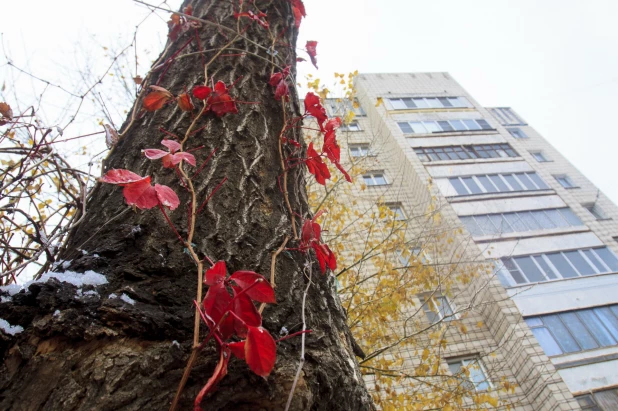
left=0, top=318, right=24, bottom=335
left=0, top=270, right=108, bottom=297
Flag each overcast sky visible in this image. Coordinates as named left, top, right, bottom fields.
left=2, top=0, right=617, bottom=202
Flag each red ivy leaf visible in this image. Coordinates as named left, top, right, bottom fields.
left=305, top=143, right=330, bottom=185
left=194, top=346, right=230, bottom=411
left=100, top=169, right=145, bottom=185
left=306, top=41, right=318, bottom=69
left=296, top=57, right=306, bottom=62
left=232, top=289, right=262, bottom=338
left=177, top=92, right=194, bottom=111
left=324, top=117, right=342, bottom=131
left=229, top=271, right=276, bottom=303
left=170, top=152, right=196, bottom=167
left=203, top=283, right=234, bottom=339
left=334, top=161, right=352, bottom=183
left=205, top=261, right=226, bottom=286
left=304, top=92, right=327, bottom=130
left=143, top=148, right=169, bottom=160
left=192, top=85, right=212, bottom=100
left=143, top=86, right=173, bottom=111
left=301, top=217, right=321, bottom=248
left=122, top=178, right=159, bottom=210
left=209, top=81, right=238, bottom=117
left=269, top=72, right=283, bottom=87
left=245, top=326, right=276, bottom=377
left=154, top=184, right=180, bottom=210
left=274, top=81, right=289, bottom=101
left=228, top=341, right=246, bottom=360
left=322, top=130, right=340, bottom=164
left=161, top=139, right=181, bottom=153
left=234, top=10, right=269, bottom=29
left=290, top=0, right=306, bottom=28
left=312, top=242, right=337, bottom=273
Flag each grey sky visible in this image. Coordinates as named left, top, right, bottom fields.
left=2, top=0, right=617, bottom=202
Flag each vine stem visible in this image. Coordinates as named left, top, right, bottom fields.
left=278, top=101, right=298, bottom=239
left=259, top=235, right=289, bottom=314
left=285, top=261, right=312, bottom=410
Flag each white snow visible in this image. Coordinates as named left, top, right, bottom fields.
left=1, top=296, right=11, bottom=303
left=62, top=261, right=71, bottom=269
left=0, top=318, right=24, bottom=335
left=108, top=293, right=118, bottom=299
left=172, top=340, right=180, bottom=348
left=0, top=270, right=108, bottom=297
left=120, top=293, right=136, bottom=305
left=53, top=310, right=61, bottom=317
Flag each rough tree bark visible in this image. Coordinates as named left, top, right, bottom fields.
left=0, top=1, right=374, bottom=410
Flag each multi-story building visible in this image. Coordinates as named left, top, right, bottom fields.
left=326, top=72, right=618, bottom=410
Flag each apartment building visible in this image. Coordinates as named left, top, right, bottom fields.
left=325, top=72, right=618, bottom=410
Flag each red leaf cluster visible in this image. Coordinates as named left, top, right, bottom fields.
left=300, top=212, right=337, bottom=273
left=234, top=10, right=269, bottom=29
left=100, top=169, right=180, bottom=210
left=177, top=92, right=194, bottom=112
left=196, top=261, right=277, bottom=407
left=268, top=66, right=291, bottom=101
left=303, top=93, right=352, bottom=185
left=305, top=41, right=318, bottom=69
left=143, top=140, right=196, bottom=168
left=290, top=0, right=306, bottom=28
left=191, top=81, right=239, bottom=117
left=167, top=5, right=198, bottom=41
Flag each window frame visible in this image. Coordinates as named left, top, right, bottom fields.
left=362, top=172, right=388, bottom=186
left=584, top=203, right=609, bottom=221
left=448, top=172, right=549, bottom=196
left=421, top=295, right=457, bottom=324
left=349, top=143, right=372, bottom=158
left=530, top=151, right=549, bottom=162
left=413, top=143, right=518, bottom=163
left=341, top=121, right=362, bottom=132
left=507, top=127, right=528, bottom=139
left=398, top=119, right=492, bottom=134
left=386, top=203, right=407, bottom=221
left=554, top=175, right=577, bottom=189
left=388, top=96, right=470, bottom=110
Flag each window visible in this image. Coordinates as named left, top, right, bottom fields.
left=448, top=172, right=549, bottom=196
left=422, top=295, right=456, bottom=324
left=460, top=208, right=582, bottom=237
left=576, top=394, right=602, bottom=411
left=388, top=96, right=470, bottom=110
left=584, top=203, right=608, bottom=220
left=326, top=99, right=366, bottom=117
left=499, top=247, right=618, bottom=286
left=362, top=172, right=388, bottom=186
left=398, top=119, right=492, bottom=134
left=447, top=358, right=491, bottom=391
left=554, top=175, right=576, bottom=189
left=341, top=121, right=361, bottom=132
left=525, top=304, right=618, bottom=357
left=531, top=151, right=549, bottom=162
left=507, top=128, right=528, bottom=139
left=397, top=247, right=429, bottom=266
left=413, top=143, right=518, bottom=162
left=386, top=203, right=406, bottom=221
left=488, top=107, right=527, bottom=126
left=349, top=144, right=371, bottom=158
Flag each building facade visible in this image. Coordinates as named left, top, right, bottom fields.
left=327, top=72, right=618, bottom=410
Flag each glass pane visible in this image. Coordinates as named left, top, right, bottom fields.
left=466, top=361, right=490, bottom=391
left=594, top=307, right=618, bottom=341
left=438, top=97, right=452, bottom=107
left=448, top=361, right=462, bottom=376
left=413, top=98, right=429, bottom=108
left=546, top=253, right=579, bottom=278
left=531, top=327, right=563, bottom=356
left=503, top=174, right=523, bottom=191
left=560, top=312, right=598, bottom=350
left=437, top=121, right=454, bottom=132
left=583, top=250, right=606, bottom=272
left=504, top=213, right=529, bottom=232
left=564, top=251, right=596, bottom=275
left=559, top=208, right=582, bottom=226
left=390, top=99, right=407, bottom=110
left=398, top=122, right=413, bottom=133
left=363, top=175, right=374, bottom=185
left=577, top=310, right=617, bottom=346
left=448, top=97, right=463, bottom=107
left=489, top=214, right=513, bottom=233
left=476, top=216, right=498, bottom=235
left=526, top=318, right=543, bottom=327
left=437, top=297, right=454, bottom=317
left=531, top=210, right=556, bottom=229
left=450, top=120, right=466, bottom=131
left=476, top=119, right=492, bottom=129
left=503, top=258, right=526, bottom=284
left=450, top=178, right=468, bottom=195
left=374, top=175, right=387, bottom=185
left=518, top=212, right=542, bottom=230
left=545, top=209, right=569, bottom=228
left=515, top=173, right=537, bottom=190
left=534, top=256, right=557, bottom=279
left=463, top=119, right=481, bottom=130
left=527, top=173, right=549, bottom=189
left=593, top=248, right=618, bottom=272
left=426, top=98, right=441, bottom=108
left=402, top=98, right=416, bottom=109
left=489, top=175, right=509, bottom=192
left=461, top=217, right=484, bottom=236
left=542, top=315, right=580, bottom=353
left=477, top=176, right=498, bottom=193
left=409, top=122, right=427, bottom=133
left=514, top=256, right=546, bottom=282
left=423, top=121, right=440, bottom=132
left=462, top=177, right=482, bottom=194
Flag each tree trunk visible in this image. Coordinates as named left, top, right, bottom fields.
left=0, top=1, right=374, bottom=409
